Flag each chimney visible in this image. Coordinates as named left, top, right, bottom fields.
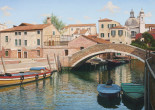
left=47, top=17, right=51, bottom=24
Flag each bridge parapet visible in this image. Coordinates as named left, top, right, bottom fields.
left=69, top=44, right=146, bottom=67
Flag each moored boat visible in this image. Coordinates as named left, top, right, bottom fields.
left=121, top=83, right=144, bottom=102
left=0, top=67, right=55, bottom=87
left=97, top=84, right=121, bottom=97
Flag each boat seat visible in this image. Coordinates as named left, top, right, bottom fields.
left=5, top=73, right=12, bottom=76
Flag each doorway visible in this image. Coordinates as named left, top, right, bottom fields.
left=18, top=50, right=21, bottom=58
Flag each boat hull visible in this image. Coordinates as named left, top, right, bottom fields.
left=0, top=71, right=53, bottom=87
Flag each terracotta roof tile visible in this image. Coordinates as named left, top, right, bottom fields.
left=145, top=24, right=155, bottom=28
left=82, top=35, right=110, bottom=44
left=64, top=24, right=96, bottom=29
left=98, top=18, right=113, bottom=22
left=73, top=29, right=88, bottom=35
left=0, top=23, right=50, bottom=32
left=111, top=26, right=126, bottom=29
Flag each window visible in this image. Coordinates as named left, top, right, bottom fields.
left=18, top=32, right=21, bottom=35
left=112, top=42, right=115, bottom=44
left=71, top=28, right=73, bottom=31
left=37, top=50, right=40, bottom=56
left=5, top=51, right=8, bottom=57
left=19, top=39, right=21, bottom=46
left=15, top=39, right=18, bottom=46
left=15, top=32, right=18, bottom=35
left=101, top=24, right=104, bottom=28
left=120, top=42, right=122, bottom=44
left=131, top=31, right=136, bottom=37
left=37, top=39, right=40, bottom=45
left=111, top=30, right=116, bottom=37
left=37, top=30, right=40, bottom=34
left=101, top=33, right=104, bottom=37
left=80, top=47, right=84, bottom=50
left=108, top=24, right=112, bottom=28
left=24, top=31, right=27, bottom=35
left=24, top=40, right=27, bottom=46
left=53, top=31, right=55, bottom=35
left=108, top=33, right=110, bottom=37
left=5, top=36, right=8, bottom=42
left=65, top=50, right=68, bottom=56
left=118, top=30, right=123, bottom=36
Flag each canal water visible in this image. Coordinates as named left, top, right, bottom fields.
left=0, top=60, right=144, bottom=110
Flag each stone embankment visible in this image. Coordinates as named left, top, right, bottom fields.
left=0, top=58, right=56, bottom=73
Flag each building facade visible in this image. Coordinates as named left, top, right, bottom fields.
left=98, top=18, right=121, bottom=40
left=61, top=24, right=97, bottom=41
left=0, top=18, right=60, bottom=58
left=0, top=23, right=7, bottom=31
left=110, top=26, right=131, bottom=44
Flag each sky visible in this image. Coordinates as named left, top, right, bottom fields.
left=0, top=0, right=155, bottom=28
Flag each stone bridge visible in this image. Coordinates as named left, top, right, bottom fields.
left=69, top=44, right=146, bottom=67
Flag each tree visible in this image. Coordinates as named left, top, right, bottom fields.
left=43, top=13, right=65, bottom=32
left=142, top=32, right=154, bottom=47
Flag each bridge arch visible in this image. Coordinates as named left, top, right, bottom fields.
left=69, top=44, right=146, bottom=67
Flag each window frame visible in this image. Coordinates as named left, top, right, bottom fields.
left=5, top=36, right=8, bottom=42
left=5, top=50, right=9, bottom=57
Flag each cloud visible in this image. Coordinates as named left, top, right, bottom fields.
left=41, top=14, right=51, bottom=17
left=75, top=20, right=82, bottom=24
left=145, top=12, right=152, bottom=18
left=84, top=16, right=91, bottom=20
left=0, top=6, right=12, bottom=16
left=68, top=17, right=74, bottom=21
left=99, top=1, right=120, bottom=13
left=124, top=11, right=129, bottom=15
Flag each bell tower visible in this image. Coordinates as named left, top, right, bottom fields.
left=139, top=9, right=145, bottom=33
left=130, top=9, right=135, bottom=18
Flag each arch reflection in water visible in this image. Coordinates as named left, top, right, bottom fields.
left=97, top=95, right=121, bottom=108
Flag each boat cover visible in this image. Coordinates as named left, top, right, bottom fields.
left=12, top=72, right=38, bottom=76
left=30, top=67, right=46, bottom=70
left=97, top=84, right=121, bottom=94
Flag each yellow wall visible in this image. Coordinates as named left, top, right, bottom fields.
left=98, top=20, right=120, bottom=40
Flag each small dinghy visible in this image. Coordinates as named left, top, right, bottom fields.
left=97, top=80, right=121, bottom=97
left=121, top=83, right=144, bottom=102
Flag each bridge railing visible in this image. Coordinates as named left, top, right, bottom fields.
left=145, top=51, right=155, bottom=110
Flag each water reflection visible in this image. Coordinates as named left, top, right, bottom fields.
left=97, top=95, right=121, bottom=108
left=0, top=60, right=144, bottom=110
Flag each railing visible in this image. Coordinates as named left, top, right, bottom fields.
left=145, top=51, right=155, bottom=110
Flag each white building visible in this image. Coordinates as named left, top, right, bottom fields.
left=125, top=9, right=145, bottom=38
left=0, top=23, right=7, bottom=31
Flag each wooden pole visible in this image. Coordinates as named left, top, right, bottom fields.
left=54, top=54, right=59, bottom=72
left=1, top=56, right=6, bottom=74
left=47, top=55, right=52, bottom=71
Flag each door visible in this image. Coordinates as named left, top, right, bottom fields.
left=24, top=52, right=27, bottom=58
left=18, top=50, right=21, bottom=58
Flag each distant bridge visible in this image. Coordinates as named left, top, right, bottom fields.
left=69, top=44, right=146, bottom=67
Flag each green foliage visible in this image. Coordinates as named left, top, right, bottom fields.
left=43, top=13, right=65, bottom=32
left=142, top=32, right=154, bottom=47
left=131, top=40, right=147, bottom=49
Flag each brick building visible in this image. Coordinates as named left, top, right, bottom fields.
left=0, top=17, right=60, bottom=58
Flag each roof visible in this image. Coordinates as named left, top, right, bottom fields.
left=111, top=26, right=126, bottom=29
left=98, top=18, right=113, bottom=22
left=64, top=24, right=96, bottom=29
left=0, top=23, right=50, bottom=32
left=73, top=29, right=88, bottom=35
left=135, top=32, right=155, bottom=40
left=145, top=24, right=155, bottom=28
left=82, top=35, right=110, bottom=44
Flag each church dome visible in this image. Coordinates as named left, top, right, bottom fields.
left=125, top=17, right=139, bottom=27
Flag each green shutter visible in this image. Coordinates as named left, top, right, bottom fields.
left=19, top=39, right=21, bottom=45
left=15, top=39, right=18, bottom=46
left=37, top=39, right=40, bottom=45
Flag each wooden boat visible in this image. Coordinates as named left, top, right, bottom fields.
left=97, top=84, right=121, bottom=97
left=121, top=83, right=144, bottom=102
left=0, top=67, right=55, bottom=87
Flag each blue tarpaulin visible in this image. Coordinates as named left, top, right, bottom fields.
left=30, top=67, right=46, bottom=70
